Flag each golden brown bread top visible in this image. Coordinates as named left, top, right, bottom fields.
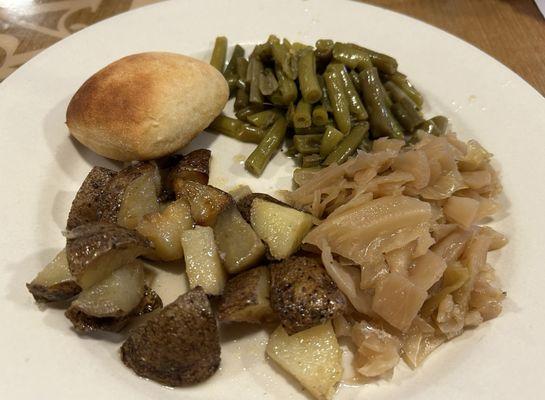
left=66, top=52, right=228, bottom=161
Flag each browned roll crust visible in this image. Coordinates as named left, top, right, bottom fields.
left=66, top=52, right=228, bottom=161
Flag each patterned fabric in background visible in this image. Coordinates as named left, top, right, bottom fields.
left=0, top=0, right=161, bottom=81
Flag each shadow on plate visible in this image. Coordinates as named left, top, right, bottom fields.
left=42, top=96, right=121, bottom=180
left=6, top=247, right=59, bottom=308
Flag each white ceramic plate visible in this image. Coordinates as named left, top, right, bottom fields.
left=1, top=0, right=544, bottom=399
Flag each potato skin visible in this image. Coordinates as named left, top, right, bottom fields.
left=66, top=222, right=151, bottom=285
left=174, top=180, right=233, bottom=226
left=237, top=193, right=290, bottom=223
left=167, top=149, right=210, bottom=189
left=98, top=162, right=158, bottom=224
left=218, top=266, right=272, bottom=323
left=26, top=281, right=81, bottom=303
left=270, top=255, right=347, bottom=335
left=65, top=286, right=162, bottom=333
left=121, top=287, right=220, bottom=386
left=66, top=166, right=117, bottom=230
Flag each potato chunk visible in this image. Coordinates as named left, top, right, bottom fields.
left=99, top=162, right=161, bottom=229
left=266, top=322, right=342, bottom=400
left=270, top=256, right=347, bottom=334
left=167, top=149, right=210, bottom=188
left=121, top=287, right=221, bottom=386
left=66, top=166, right=117, bottom=230
left=237, top=192, right=290, bottom=223
left=65, top=262, right=161, bottom=332
left=174, top=180, right=233, bottom=226
left=250, top=199, right=313, bottom=260
left=136, top=199, right=193, bottom=261
left=181, top=226, right=227, bottom=295
left=26, top=249, right=81, bottom=302
left=218, top=266, right=273, bottom=323
left=66, top=222, right=152, bottom=289
left=213, top=206, right=265, bottom=273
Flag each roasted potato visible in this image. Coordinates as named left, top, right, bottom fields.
left=154, top=154, right=185, bottom=202
left=229, top=185, right=253, bottom=202
left=66, top=222, right=152, bottom=289
left=66, top=166, right=117, bottom=230
left=65, top=262, right=161, bottom=332
left=181, top=226, right=227, bottom=295
left=270, top=256, right=347, bottom=335
left=174, top=180, right=233, bottom=226
left=26, top=249, right=81, bottom=302
left=136, top=198, right=193, bottom=261
left=237, top=192, right=290, bottom=223
left=167, top=149, right=210, bottom=189
left=213, top=206, right=265, bottom=274
left=266, top=322, right=343, bottom=400
left=99, top=162, right=161, bottom=229
left=218, top=266, right=273, bottom=323
left=121, top=287, right=221, bottom=386
left=136, top=286, right=164, bottom=316
left=250, top=198, right=313, bottom=260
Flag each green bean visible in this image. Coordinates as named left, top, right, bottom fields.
left=332, top=42, right=372, bottom=70
left=323, top=123, right=369, bottom=166
left=312, top=105, right=329, bottom=126
left=291, top=42, right=313, bottom=54
left=285, top=145, right=297, bottom=158
left=269, top=92, right=288, bottom=106
left=293, top=134, right=323, bottom=154
left=286, top=103, right=295, bottom=128
left=235, top=104, right=265, bottom=122
left=267, top=34, right=281, bottom=46
left=359, top=67, right=404, bottom=139
left=330, top=63, right=368, bottom=121
left=224, top=45, right=245, bottom=93
left=368, top=50, right=398, bottom=74
left=272, top=41, right=297, bottom=80
left=317, top=75, right=332, bottom=112
left=358, top=135, right=372, bottom=152
left=245, top=116, right=288, bottom=176
left=210, top=36, right=228, bottom=73
left=347, top=43, right=398, bottom=74
left=247, top=110, right=280, bottom=128
left=234, top=87, right=249, bottom=111
left=247, top=56, right=264, bottom=104
left=391, top=98, right=424, bottom=132
left=315, top=39, right=334, bottom=62
left=210, top=115, right=264, bottom=144
left=293, top=100, right=312, bottom=129
left=416, top=119, right=441, bottom=136
left=383, top=80, right=418, bottom=109
left=259, top=68, right=279, bottom=96
left=298, top=49, right=322, bottom=104
left=389, top=72, right=424, bottom=108
left=274, top=64, right=298, bottom=104
left=349, top=70, right=362, bottom=94
left=294, top=125, right=327, bottom=135
left=320, top=125, right=344, bottom=158
left=252, top=42, right=272, bottom=61
left=236, top=57, right=249, bottom=87
left=302, top=154, right=322, bottom=168
left=323, top=66, right=351, bottom=135
left=375, top=76, right=393, bottom=108
left=431, top=116, right=449, bottom=135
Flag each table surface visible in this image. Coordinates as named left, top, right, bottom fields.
left=0, top=0, right=544, bottom=96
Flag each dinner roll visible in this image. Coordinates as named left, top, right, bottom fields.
left=66, top=52, right=229, bottom=161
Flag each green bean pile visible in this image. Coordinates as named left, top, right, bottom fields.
left=208, top=35, right=448, bottom=176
